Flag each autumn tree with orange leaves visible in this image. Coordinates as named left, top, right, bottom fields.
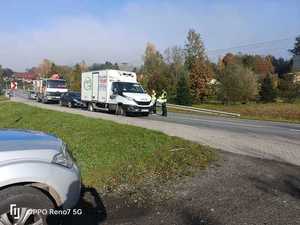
left=184, top=29, right=213, bottom=103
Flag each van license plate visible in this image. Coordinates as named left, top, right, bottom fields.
left=141, top=109, right=149, bottom=112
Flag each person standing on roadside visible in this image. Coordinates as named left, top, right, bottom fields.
left=158, top=90, right=167, bottom=117
left=151, top=90, right=157, bottom=114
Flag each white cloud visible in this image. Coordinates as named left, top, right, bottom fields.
left=0, top=1, right=298, bottom=70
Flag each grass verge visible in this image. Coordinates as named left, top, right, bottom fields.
left=0, top=102, right=216, bottom=195
left=0, top=95, right=7, bottom=101
left=172, top=102, right=300, bottom=123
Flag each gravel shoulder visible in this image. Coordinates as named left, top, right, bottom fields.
left=67, top=151, right=300, bottom=225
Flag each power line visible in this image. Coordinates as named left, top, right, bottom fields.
left=207, top=36, right=298, bottom=54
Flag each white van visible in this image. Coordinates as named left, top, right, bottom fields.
left=81, top=70, right=153, bottom=116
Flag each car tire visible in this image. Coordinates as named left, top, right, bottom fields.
left=88, top=103, right=94, bottom=112
left=0, top=186, right=54, bottom=225
left=116, top=104, right=126, bottom=116
left=42, top=97, right=47, bottom=104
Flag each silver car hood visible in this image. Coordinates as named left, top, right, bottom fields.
left=0, top=129, right=62, bottom=152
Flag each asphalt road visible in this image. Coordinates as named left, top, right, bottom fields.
left=13, top=90, right=300, bottom=166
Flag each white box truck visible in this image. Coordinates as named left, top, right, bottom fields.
left=81, top=70, right=153, bottom=116
left=34, top=78, right=68, bottom=103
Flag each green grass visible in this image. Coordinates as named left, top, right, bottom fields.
left=0, top=95, right=7, bottom=101
left=0, top=102, right=216, bottom=193
left=192, top=102, right=300, bottom=123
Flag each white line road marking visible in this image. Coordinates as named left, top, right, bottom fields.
left=170, top=116, right=271, bottom=128
left=290, top=129, right=300, bottom=132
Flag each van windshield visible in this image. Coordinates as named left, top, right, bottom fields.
left=47, top=80, right=67, bottom=88
left=114, top=82, right=145, bottom=94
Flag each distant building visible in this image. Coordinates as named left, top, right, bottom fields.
left=14, top=72, right=38, bottom=82
left=292, top=56, right=300, bottom=83
left=292, top=55, right=300, bottom=72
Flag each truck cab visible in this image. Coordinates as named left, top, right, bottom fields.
left=36, top=78, right=68, bottom=103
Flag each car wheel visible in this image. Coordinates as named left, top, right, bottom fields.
left=68, top=102, right=73, bottom=108
left=0, top=186, right=54, bottom=225
left=42, top=97, right=47, bottom=104
left=88, top=103, right=94, bottom=112
left=116, top=104, right=126, bottom=116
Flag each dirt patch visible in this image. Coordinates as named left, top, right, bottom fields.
left=53, top=150, right=300, bottom=225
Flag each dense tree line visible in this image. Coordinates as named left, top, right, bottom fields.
left=140, top=32, right=300, bottom=105
left=1, top=33, right=299, bottom=104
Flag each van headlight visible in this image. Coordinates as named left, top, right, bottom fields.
left=52, top=143, right=74, bottom=168
left=125, top=96, right=134, bottom=101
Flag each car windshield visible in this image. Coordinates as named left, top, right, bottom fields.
left=70, top=92, right=80, bottom=98
left=115, top=82, right=145, bottom=94
left=47, top=80, right=66, bottom=88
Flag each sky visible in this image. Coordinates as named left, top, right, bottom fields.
left=0, top=0, right=299, bottom=71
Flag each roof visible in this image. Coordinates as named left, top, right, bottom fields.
left=14, top=72, right=38, bottom=80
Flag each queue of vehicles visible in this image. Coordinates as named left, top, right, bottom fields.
left=28, top=69, right=154, bottom=116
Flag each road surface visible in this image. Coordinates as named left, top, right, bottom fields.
left=13, top=91, right=300, bottom=166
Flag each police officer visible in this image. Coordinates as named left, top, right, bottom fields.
left=151, top=90, right=157, bottom=114
left=158, top=90, right=167, bottom=117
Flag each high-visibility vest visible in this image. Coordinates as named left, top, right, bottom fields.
left=151, top=91, right=157, bottom=102
left=158, top=91, right=167, bottom=103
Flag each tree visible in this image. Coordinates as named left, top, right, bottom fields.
left=222, top=53, right=237, bottom=66
left=89, top=61, right=119, bottom=71
left=142, top=42, right=169, bottom=93
left=185, top=29, right=213, bottom=103
left=289, top=36, right=300, bottom=56
left=271, top=57, right=292, bottom=78
left=164, top=45, right=185, bottom=98
left=253, top=55, right=274, bottom=80
left=38, top=59, right=53, bottom=77
left=0, top=65, right=4, bottom=94
left=69, top=64, right=82, bottom=91
left=259, top=74, right=277, bottom=102
left=79, top=60, right=88, bottom=72
left=175, top=70, right=192, bottom=106
left=217, top=64, right=258, bottom=104
left=143, top=43, right=164, bottom=74
left=278, top=74, right=300, bottom=102
left=2, top=68, right=14, bottom=78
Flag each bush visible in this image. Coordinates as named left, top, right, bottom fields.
left=279, top=74, right=300, bottom=102
left=175, top=70, right=192, bottom=106
left=259, top=74, right=278, bottom=102
left=217, top=64, right=258, bottom=104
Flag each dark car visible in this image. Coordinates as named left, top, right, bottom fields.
left=60, top=92, right=83, bottom=108
left=27, top=90, right=36, bottom=100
